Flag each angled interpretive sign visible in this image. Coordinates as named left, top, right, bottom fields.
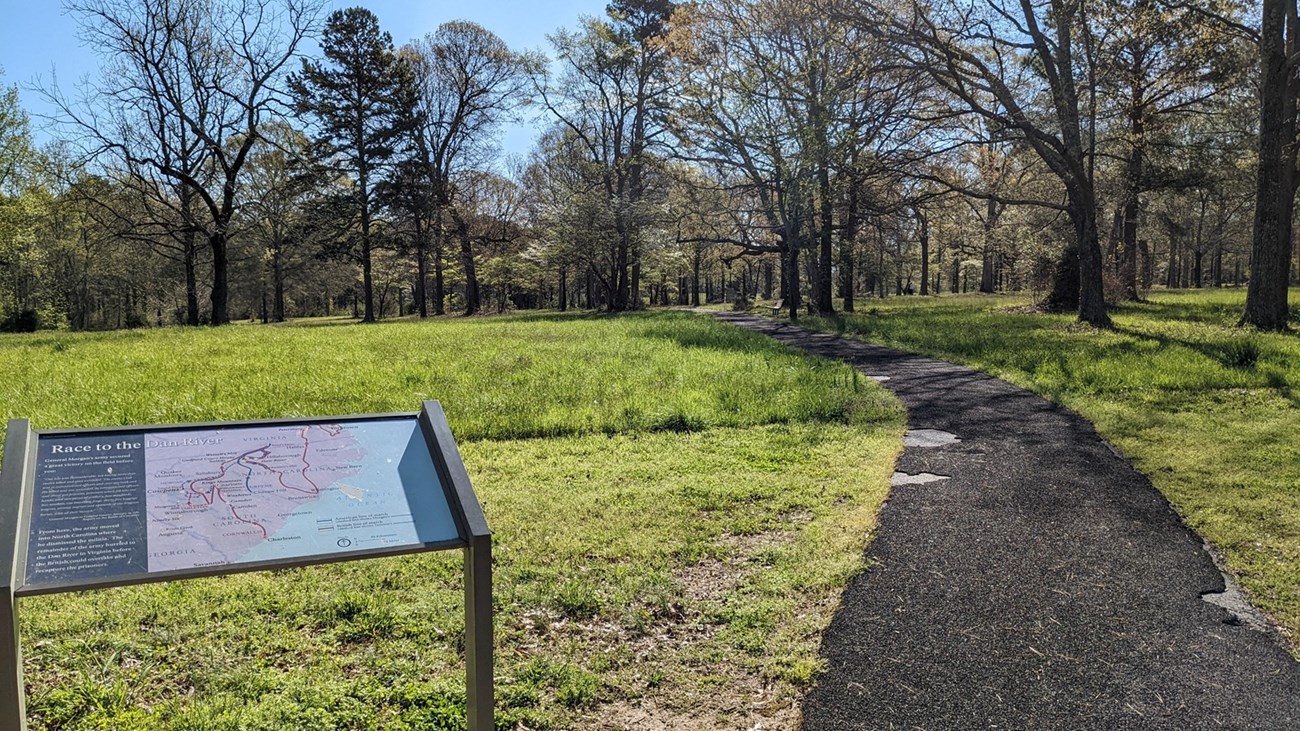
left=0, top=402, right=492, bottom=731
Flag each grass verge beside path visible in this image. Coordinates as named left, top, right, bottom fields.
left=790, top=288, right=1300, bottom=651
left=0, top=311, right=904, bottom=730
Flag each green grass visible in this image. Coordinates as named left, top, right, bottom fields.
left=793, top=287, right=1300, bottom=650
left=0, top=311, right=904, bottom=729
left=0, top=312, right=876, bottom=444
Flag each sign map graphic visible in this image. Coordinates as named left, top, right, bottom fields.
left=24, top=417, right=461, bottom=589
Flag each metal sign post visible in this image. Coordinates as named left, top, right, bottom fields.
left=466, top=533, right=493, bottom=731
left=420, top=401, right=494, bottom=731
left=0, top=420, right=31, bottom=731
left=0, top=403, right=491, bottom=731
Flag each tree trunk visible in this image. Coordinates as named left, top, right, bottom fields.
left=692, top=254, right=702, bottom=307
left=210, top=231, right=230, bottom=326
left=840, top=241, right=856, bottom=313
left=1139, top=238, right=1153, bottom=289
left=980, top=199, right=997, bottom=293
left=934, top=242, right=944, bottom=294
left=877, top=230, right=887, bottom=298
left=785, top=239, right=800, bottom=319
left=1242, top=0, right=1298, bottom=330
left=451, top=207, right=479, bottom=315
left=415, top=217, right=429, bottom=318
left=816, top=162, right=834, bottom=314
left=272, top=245, right=285, bottom=323
left=1120, top=197, right=1140, bottom=300
left=1167, top=235, right=1179, bottom=288
left=183, top=232, right=200, bottom=326
left=360, top=232, right=375, bottom=322
left=918, top=210, right=930, bottom=296
left=359, top=173, right=376, bottom=323
left=431, top=205, right=446, bottom=315
left=614, top=228, right=630, bottom=312
left=1072, top=191, right=1111, bottom=326
left=631, top=259, right=642, bottom=310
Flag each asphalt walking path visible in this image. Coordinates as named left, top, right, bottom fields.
left=709, top=312, right=1300, bottom=730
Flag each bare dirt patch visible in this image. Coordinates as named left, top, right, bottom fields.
left=579, top=528, right=811, bottom=729
left=593, top=683, right=801, bottom=731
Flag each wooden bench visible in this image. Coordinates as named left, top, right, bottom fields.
left=763, top=299, right=784, bottom=316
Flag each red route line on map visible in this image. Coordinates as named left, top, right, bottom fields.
left=180, top=425, right=332, bottom=540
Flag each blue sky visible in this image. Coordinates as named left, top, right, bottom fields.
left=0, top=0, right=609, bottom=156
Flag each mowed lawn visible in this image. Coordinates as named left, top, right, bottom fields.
left=794, top=288, right=1300, bottom=651
left=0, top=311, right=904, bottom=730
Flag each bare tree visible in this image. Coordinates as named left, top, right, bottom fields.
left=668, top=0, right=921, bottom=318
left=403, top=21, right=538, bottom=316
left=858, top=0, right=1112, bottom=325
left=540, top=1, right=678, bottom=312
left=46, top=0, right=321, bottom=325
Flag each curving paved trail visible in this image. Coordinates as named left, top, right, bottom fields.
left=709, top=312, right=1300, bottom=730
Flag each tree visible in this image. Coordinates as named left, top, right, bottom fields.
left=51, top=0, right=320, bottom=326
left=1090, top=0, right=1249, bottom=302
left=242, top=124, right=323, bottom=322
left=292, top=6, right=412, bottom=323
left=667, top=0, right=921, bottom=317
left=82, top=112, right=210, bottom=325
left=540, top=0, right=678, bottom=312
left=0, top=75, right=31, bottom=195
left=1241, top=0, right=1298, bottom=329
left=460, top=169, right=531, bottom=312
left=0, top=74, right=42, bottom=327
left=668, top=0, right=825, bottom=319
left=867, top=0, right=1113, bottom=325
left=402, top=21, right=537, bottom=316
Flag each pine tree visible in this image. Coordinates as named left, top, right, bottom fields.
left=290, top=7, right=414, bottom=323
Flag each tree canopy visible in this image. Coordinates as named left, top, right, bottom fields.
left=0, top=0, right=1292, bottom=330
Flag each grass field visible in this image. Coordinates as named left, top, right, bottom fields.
left=788, top=288, right=1300, bottom=650
left=0, top=311, right=904, bottom=730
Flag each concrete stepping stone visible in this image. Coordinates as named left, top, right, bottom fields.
left=891, top=471, right=950, bottom=486
left=903, top=428, right=960, bottom=448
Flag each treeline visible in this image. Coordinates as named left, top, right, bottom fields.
left=0, top=0, right=1296, bottom=331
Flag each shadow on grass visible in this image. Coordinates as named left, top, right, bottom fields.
left=635, top=314, right=815, bottom=357
left=271, top=310, right=621, bottom=329
left=1117, top=288, right=1300, bottom=330
left=497, top=309, right=646, bottom=325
